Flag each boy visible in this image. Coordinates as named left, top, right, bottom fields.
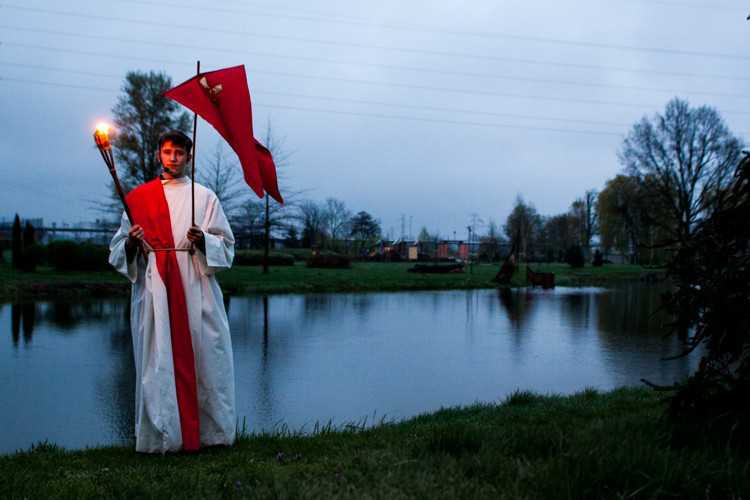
left=109, top=130, right=235, bottom=453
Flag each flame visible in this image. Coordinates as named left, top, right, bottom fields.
left=95, top=123, right=110, bottom=136
left=94, top=123, right=112, bottom=150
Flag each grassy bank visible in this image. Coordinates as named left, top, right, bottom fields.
left=0, top=254, right=659, bottom=299
left=1, top=387, right=747, bottom=498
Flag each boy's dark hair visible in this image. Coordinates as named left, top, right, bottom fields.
left=158, top=130, right=192, bottom=152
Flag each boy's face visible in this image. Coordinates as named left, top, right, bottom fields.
left=158, top=141, right=191, bottom=179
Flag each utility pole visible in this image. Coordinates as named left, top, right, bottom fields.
left=467, top=225, right=473, bottom=274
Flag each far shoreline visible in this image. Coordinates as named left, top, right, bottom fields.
left=0, top=259, right=664, bottom=300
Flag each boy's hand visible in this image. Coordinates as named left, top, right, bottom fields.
left=187, top=226, right=206, bottom=253
left=126, top=225, right=145, bottom=249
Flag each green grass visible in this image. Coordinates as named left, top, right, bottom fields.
left=0, top=253, right=659, bottom=299
left=1, top=387, right=747, bottom=499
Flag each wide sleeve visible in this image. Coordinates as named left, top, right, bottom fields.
left=108, top=212, right=139, bottom=282
left=196, top=194, right=235, bottom=276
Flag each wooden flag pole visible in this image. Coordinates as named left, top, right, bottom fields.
left=189, top=60, right=200, bottom=253
left=191, top=60, right=200, bottom=227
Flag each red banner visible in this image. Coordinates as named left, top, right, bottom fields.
left=164, top=65, right=283, bottom=203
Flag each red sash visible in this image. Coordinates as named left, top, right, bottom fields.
left=127, top=179, right=200, bottom=450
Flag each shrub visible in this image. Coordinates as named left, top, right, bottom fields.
left=306, top=253, right=352, bottom=269
left=565, top=246, right=585, bottom=268
left=21, top=243, right=48, bottom=272
left=233, top=250, right=295, bottom=266
left=592, top=249, right=603, bottom=267
left=80, top=243, right=111, bottom=271
left=47, top=241, right=110, bottom=271
left=23, top=221, right=36, bottom=246
left=47, top=241, right=81, bottom=271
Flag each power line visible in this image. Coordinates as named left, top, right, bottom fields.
left=4, top=26, right=750, bottom=99
left=4, top=42, right=748, bottom=116
left=0, top=76, right=624, bottom=136
left=0, top=61, right=631, bottom=127
left=4, top=3, right=750, bottom=62
left=261, top=103, right=626, bottom=137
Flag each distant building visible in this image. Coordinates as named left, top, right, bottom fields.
left=0, top=217, right=118, bottom=246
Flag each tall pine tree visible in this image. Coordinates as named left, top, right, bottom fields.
left=11, top=214, right=22, bottom=270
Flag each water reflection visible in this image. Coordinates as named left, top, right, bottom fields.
left=3, top=299, right=135, bottom=454
left=2, top=284, right=700, bottom=455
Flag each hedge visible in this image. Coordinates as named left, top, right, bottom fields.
left=233, top=250, right=295, bottom=267
left=306, top=253, right=352, bottom=269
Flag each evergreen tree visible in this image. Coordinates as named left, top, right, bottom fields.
left=655, top=152, right=750, bottom=417
left=11, top=214, right=22, bottom=270
left=112, top=70, right=191, bottom=189
left=23, top=221, right=36, bottom=247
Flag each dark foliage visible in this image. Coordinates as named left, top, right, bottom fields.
left=233, top=251, right=294, bottom=267
left=11, top=214, right=22, bottom=269
left=21, top=243, right=47, bottom=273
left=349, top=211, right=381, bottom=250
left=23, top=221, right=36, bottom=247
left=565, top=245, right=585, bottom=268
left=112, top=70, right=190, bottom=187
left=306, top=253, right=352, bottom=269
left=655, top=152, right=750, bottom=418
left=47, top=241, right=111, bottom=272
left=593, top=249, right=603, bottom=267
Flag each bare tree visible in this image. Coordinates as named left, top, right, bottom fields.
left=323, top=197, right=351, bottom=252
left=478, top=219, right=505, bottom=263
left=197, top=141, right=247, bottom=221
left=569, top=189, right=598, bottom=250
left=620, top=98, right=743, bottom=241
left=232, top=199, right=266, bottom=249
left=259, top=122, right=296, bottom=272
left=598, top=174, right=671, bottom=264
left=542, top=213, right=575, bottom=262
left=504, top=195, right=542, bottom=260
left=298, top=199, right=326, bottom=249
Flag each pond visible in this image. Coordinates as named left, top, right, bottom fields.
left=0, top=283, right=698, bottom=455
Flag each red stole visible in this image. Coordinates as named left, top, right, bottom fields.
left=127, top=178, right=200, bottom=450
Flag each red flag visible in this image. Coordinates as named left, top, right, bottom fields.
left=164, top=65, right=283, bottom=203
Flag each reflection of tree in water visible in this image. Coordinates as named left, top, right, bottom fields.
left=597, top=282, right=671, bottom=338
left=303, top=293, right=335, bottom=318
left=228, top=295, right=279, bottom=433
left=11, top=303, right=20, bottom=345
left=22, top=303, right=35, bottom=342
left=559, top=292, right=592, bottom=332
left=42, top=300, right=115, bottom=331
left=596, top=282, right=693, bottom=382
left=497, top=288, right=537, bottom=332
left=42, top=301, right=84, bottom=330
left=10, top=303, right=36, bottom=345
left=351, top=294, right=374, bottom=319
left=93, top=299, right=136, bottom=446
left=257, top=295, right=273, bottom=428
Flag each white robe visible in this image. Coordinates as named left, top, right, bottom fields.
left=109, top=177, right=236, bottom=453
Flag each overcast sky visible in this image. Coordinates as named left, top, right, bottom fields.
left=1, top=0, right=749, bottom=240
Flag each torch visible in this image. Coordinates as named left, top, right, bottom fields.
left=94, top=123, right=135, bottom=225
left=94, top=124, right=151, bottom=253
